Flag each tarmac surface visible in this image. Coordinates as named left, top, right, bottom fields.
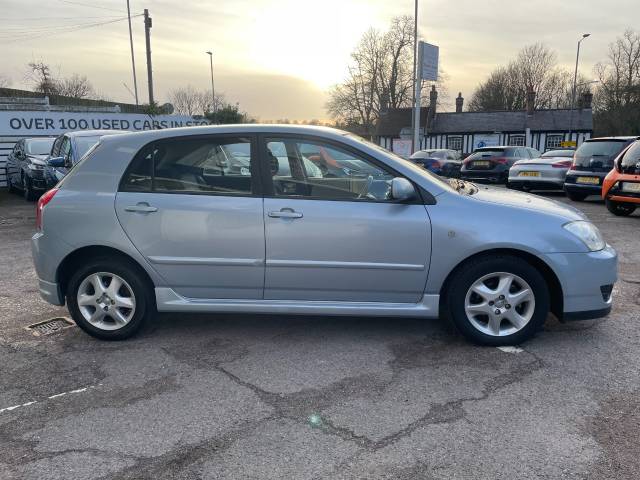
left=0, top=187, right=638, bottom=479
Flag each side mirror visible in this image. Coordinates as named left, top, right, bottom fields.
left=391, top=177, right=416, bottom=201
left=47, top=157, right=66, bottom=168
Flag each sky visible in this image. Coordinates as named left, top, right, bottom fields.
left=1, top=0, right=638, bottom=120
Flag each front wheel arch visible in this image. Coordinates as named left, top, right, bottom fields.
left=439, top=248, right=563, bottom=321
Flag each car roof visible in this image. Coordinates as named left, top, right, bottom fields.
left=586, top=136, right=640, bottom=141
left=97, top=124, right=353, bottom=145
left=64, top=129, right=127, bottom=138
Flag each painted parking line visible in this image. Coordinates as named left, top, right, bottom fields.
left=0, top=384, right=100, bottom=414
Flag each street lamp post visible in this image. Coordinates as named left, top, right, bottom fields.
left=568, top=33, right=590, bottom=142
left=206, top=51, right=216, bottom=116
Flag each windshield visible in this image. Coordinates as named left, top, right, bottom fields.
left=73, top=136, right=102, bottom=162
left=620, top=141, right=640, bottom=174
left=25, top=138, right=55, bottom=155
left=573, top=140, right=631, bottom=169
left=542, top=150, right=574, bottom=158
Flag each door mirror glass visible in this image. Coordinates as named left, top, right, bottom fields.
left=391, top=177, right=416, bottom=201
left=47, top=157, right=66, bottom=168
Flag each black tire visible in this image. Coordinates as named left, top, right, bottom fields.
left=566, top=191, right=588, bottom=201
left=23, top=175, right=37, bottom=202
left=445, top=255, right=550, bottom=346
left=605, top=198, right=636, bottom=216
left=66, top=257, right=155, bottom=340
left=507, top=183, right=522, bottom=191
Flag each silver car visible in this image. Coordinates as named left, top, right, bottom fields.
left=508, top=149, right=575, bottom=191
left=31, top=125, right=617, bottom=345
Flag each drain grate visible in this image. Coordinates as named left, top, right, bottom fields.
left=27, top=317, right=75, bottom=336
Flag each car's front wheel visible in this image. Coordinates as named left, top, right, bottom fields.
left=605, top=199, right=636, bottom=216
left=66, top=258, right=155, bottom=340
left=446, top=255, right=549, bottom=346
left=23, top=175, right=37, bottom=201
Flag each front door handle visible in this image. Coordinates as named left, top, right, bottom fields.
left=125, top=202, right=158, bottom=213
left=268, top=208, right=303, bottom=219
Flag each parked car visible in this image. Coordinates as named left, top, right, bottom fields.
left=46, top=130, right=126, bottom=182
left=564, top=136, right=640, bottom=201
left=460, top=146, right=540, bottom=184
left=32, top=125, right=616, bottom=346
left=6, top=137, right=56, bottom=200
left=408, top=149, right=462, bottom=177
left=602, top=139, right=640, bottom=216
left=507, top=149, right=575, bottom=191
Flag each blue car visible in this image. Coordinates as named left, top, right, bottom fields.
left=409, top=149, right=462, bottom=177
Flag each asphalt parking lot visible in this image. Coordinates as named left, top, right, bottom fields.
left=0, top=188, right=639, bottom=480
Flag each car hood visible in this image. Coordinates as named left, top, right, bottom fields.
left=28, top=154, right=49, bottom=165
left=469, top=185, right=586, bottom=221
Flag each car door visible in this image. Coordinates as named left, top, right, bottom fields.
left=115, top=134, right=265, bottom=299
left=260, top=135, right=431, bottom=303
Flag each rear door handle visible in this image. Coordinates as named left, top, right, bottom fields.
left=268, top=208, right=303, bottom=219
left=125, top=203, right=158, bottom=213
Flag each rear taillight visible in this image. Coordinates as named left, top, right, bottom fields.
left=492, top=157, right=509, bottom=164
left=552, top=160, right=573, bottom=168
left=36, top=188, right=58, bottom=231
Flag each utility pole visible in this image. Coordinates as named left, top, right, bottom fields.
left=411, top=0, right=418, bottom=153
left=126, top=0, right=139, bottom=105
left=206, top=51, right=215, bottom=114
left=144, top=8, right=154, bottom=106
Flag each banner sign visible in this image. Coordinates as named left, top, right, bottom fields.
left=0, top=111, right=208, bottom=136
left=420, top=42, right=439, bottom=81
left=473, top=134, right=500, bottom=150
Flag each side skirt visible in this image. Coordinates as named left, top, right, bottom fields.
left=155, top=287, right=440, bottom=318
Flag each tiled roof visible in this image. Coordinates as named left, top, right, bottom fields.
left=376, top=107, right=593, bottom=136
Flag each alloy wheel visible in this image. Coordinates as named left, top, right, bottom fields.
left=77, top=272, right=136, bottom=331
left=464, top=272, right=536, bottom=337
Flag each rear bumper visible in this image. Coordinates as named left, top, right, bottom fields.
left=563, top=306, right=611, bottom=321
left=38, top=278, right=64, bottom=306
left=460, top=170, right=507, bottom=183
left=564, top=171, right=606, bottom=195
left=508, top=179, right=564, bottom=190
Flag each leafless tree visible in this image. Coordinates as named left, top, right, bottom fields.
left=169, top=85, right=225, bottom=115
left=468, top=43, right=577, bottom=111
left=55, top=74, right=95, bottom=99
left=327, top=16, right=427, bottom=134
left=26, top=61, right=57, bottom=95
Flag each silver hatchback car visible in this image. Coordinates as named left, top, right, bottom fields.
left=31, top=125, right=617, bottom=345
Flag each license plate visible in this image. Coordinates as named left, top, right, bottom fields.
left=474, top=161, right=490, bottom=167
left=622, top=182, right=640, bottom=192
left=519, top=171, right=540, bottom=177
left=576, top=176, right=599, bottom=185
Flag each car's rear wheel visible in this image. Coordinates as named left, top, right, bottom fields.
left=66, top=258, right=155, bottom=340
left=566, top=191, right=588, bottom=201
left=446, top=255, right=549, bottom=346
left=605, top=198, right=637, bottom=216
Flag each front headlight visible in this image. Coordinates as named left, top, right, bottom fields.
left=563, top=220, right=606, bottom=251
left=28, top=163, right=44, bottom=170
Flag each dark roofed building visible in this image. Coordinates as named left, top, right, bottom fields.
left=375, top=89, right=594, bottom=156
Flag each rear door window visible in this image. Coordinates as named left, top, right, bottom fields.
left=120, top=135, right=256, bottom=195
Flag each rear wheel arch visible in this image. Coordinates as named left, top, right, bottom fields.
left=57, top=245, right=156, bottom=301
left=439, top=248, right=563, bottom=320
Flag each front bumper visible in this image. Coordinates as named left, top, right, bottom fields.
left=543, top=245, right=617, bottom=319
